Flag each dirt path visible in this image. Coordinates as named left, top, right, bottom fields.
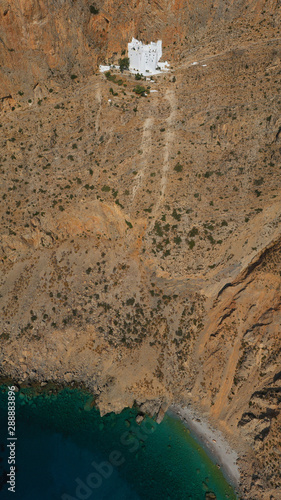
left=178, top=36, right=281, bottom=71
left=94, top=84, right=102, bottom=133
left=149, top=89, right=176, bottom=228
left=131, top=116, right=154, bottom=203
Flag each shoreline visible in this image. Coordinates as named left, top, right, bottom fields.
left=168, top=404, right=240, bottom=492
left=0, top=380, right=241, bottom=493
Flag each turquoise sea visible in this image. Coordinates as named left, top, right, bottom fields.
left=0, top=385, right=237, bottom=499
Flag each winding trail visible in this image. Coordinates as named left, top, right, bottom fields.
left=131, top=116, right=154, bottom=202
left=178, top=36, right=281, bottom=72
left=149, top=89, right=177, bottom=229
left=95, top=84, right=102, bottom=133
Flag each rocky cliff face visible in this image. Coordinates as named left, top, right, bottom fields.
left=1, top=1, right=281, bottom=498
left=1, top=0, right=280, bottom=96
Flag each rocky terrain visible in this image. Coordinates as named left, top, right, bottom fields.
left=1, top=0, right=281, bottom=498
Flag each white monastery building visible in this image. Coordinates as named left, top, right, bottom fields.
left=128, top=38, right=169, bottom=75
left=99, top=38, right=169, bottom=75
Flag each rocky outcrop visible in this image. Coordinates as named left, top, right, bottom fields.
left=192, top=236, right=281, bottom=497
left=1, top=0, right=280, bottom=97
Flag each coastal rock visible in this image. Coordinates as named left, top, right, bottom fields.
left=205, top=493, right=217, bottom=500
left=136, top=415, right=144, bottom=424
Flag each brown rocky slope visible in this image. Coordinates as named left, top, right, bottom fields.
left=1, top=1, right=281, bottom=498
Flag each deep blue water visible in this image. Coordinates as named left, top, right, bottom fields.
left=0, top=385, right=237, bottom=500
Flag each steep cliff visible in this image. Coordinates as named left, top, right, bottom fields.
left=1, top=0, right=280, bottom=96
left=1, top=1, right=281, bottom=498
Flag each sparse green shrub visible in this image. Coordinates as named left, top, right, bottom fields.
left=254, top=177, right=264, bottom=186
left=133, top=85, right=147, bottom=96
left=204, top=171, right=213, bottom=178
left=119, top=57, right=129, bottom=72
left=109, top=87, right=118, bottom=96
left=105, top=71, right=115, bottom=82
left=126, top=297, right=135, bottom=306
left=174, top=163, right=183, bottom=172
left=90, top=4, right=99, bottom=14
left=174, top=236, right=182, bottom=244
left=154, top=222, right=163, bottom=236
left=207, top=234, right=215, bottom=244
left=172, top=209, right=181, bottom=221
left=189, top=227, right=198, bottom=237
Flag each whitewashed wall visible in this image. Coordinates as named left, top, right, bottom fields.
left=128, top=38, right=162, bottom=74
